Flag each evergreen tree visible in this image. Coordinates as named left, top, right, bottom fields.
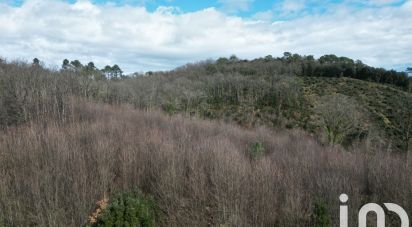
left=102, top=65, right=113, bottom=78
left=62, top=59, right=70, bottom=70
left=86, top=62, right=97, bottom=72
left=407, top=67, right=412, bottom=75
left=32, top=58, right=40, bottom=66
left=70, top=60, right=83, bottom=69
left=111, top=64, right=123, bottom=78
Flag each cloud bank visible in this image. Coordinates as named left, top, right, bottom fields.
left=0, top=0, right=411, bottom=72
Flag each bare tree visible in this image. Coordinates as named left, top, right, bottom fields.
left=315, top=94, right=363, bottom=145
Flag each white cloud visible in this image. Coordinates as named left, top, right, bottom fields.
left=0, top=0, right=411, bottom=72
left=252, top=10, right=274, bottom=21
left=366, top=0, right=403, bottom=6
left=217, top=0, right=254, bottom=13
left=282, top=0, right=306, bottom=12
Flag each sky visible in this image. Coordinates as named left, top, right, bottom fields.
left=0, top=0, right=411, bottom=73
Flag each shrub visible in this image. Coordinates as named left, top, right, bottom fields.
left=91, top=191, right=161, bottom=227
left=310, top=200, right=331, bottom=227
left=161, top=102, right=178, bottom=115
left=248, top=141, right=265, bottom=159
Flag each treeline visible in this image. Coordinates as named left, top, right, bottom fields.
left=298, top=54, right=409, bottom=89
left=0, top=57, right=147, bottom=129
left=32, top=57, right=126, bottom=80
left=61, top=59, right=125, bottom=80
left=0, top=57, right=129, bottom=129
left=211, top=53, right=410, bottom=90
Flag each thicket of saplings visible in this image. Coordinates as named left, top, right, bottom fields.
left=0, top=56, right=411, bottom=226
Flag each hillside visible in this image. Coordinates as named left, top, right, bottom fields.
left=302, top=77, right=412, bottom=150
left=1, top=55, right=411, bottom=151
left=1, top=100, right=411, bottom=227
left=94, top=55, right=411, bottom=151
left=0, top=56, right=412, bottom=226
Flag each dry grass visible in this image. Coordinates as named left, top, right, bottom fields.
left=0, top=101, right=411, bottom=226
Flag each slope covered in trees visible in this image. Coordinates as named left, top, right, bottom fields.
left=1, top=54, right=411, bottom=151
left=0, top=55, right=412, bottom=226
left=1, top=98, right=412, bottom=226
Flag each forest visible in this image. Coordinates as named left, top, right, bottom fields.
left=0, top=54, right=412, bottom=226
left=3, top=53, right=410, bottom=150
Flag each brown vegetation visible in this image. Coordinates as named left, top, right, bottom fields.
left=1, top=58, right=412, bottom=226
left=89, top=197, right=109, bottom=224
left=1, top=101, right=411, bottom=226
left=1, top=58, right=411, bottom=151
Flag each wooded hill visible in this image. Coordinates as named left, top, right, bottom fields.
left=1, top=54, right=412, bottom=226
left=1, top=54, right=411, bottom=151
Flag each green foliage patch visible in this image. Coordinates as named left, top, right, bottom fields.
left=248, top=141, right=265, bottom=159
left=92, top=192, right=162, bottom=227
left=310, top=199, right=332, bottom=227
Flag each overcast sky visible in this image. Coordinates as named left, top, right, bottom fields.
left=0, top=0, right=411, bottom=73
